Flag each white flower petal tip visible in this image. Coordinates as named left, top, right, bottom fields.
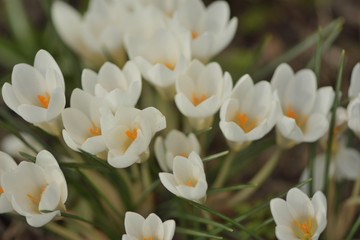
left=159, top=152, right=207, bottom=203
left=0, top=151, right=17, bottom=213
left=270, top=187, right=327, bottom=240
left=349, top=62, right=360, bottom=98
left=1, top=150, right=67, bottom=227
left=102, top=107, right=166, bottom=168
left=2, top=49, right=65, bottom=135
left=271, top=63, right=334, bottom=146
left=123, top=211, right=175, bottom=240
left=220, top=75, right=281, bottom=150
left=155, top=129, right=201, bottom=172
left=175, top=60, right=232, bottom=130
left=348, top=95, right=360, bottom=138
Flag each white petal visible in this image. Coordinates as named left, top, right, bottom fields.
left=311, top=86, right=334, bottom=115
left=159, top=173, right=179, bottom=196
left=163, top=220, right=176, bottom=240
left=81, top=136, right=107, bottom=155
left=124, top=212, right=145, bottom=238
left=303, top=113, right=329, bottom=142
left=270, top=63, right=294, bottom=102
left=36, top=150, right=60, bottom=169
left=286, top=188, right=314, bottom=219
left=270, top=198, right=293, bottom=226
left=142, top=213, right=164, bottom=239
left=0, top=195, right=13, bottom=213
left=39, top=182, right=60, bottom=211
left=26, top=210, right=60, bottom=227
left=275, top=225, right=298, bottom=240
left=2, top=83, right=20, bottom=113
left=17, top=104, right=47, bottom=124
left=34, top=50, right=63, bottom=84
left=46, top=88, right=66, bottom=121
left=276, top=116, right=304, bottom=142
left=107, top=152, right=138, bottom=168
left=349, top=63, right=360, bottom=97
left=81, top=69, right=98, bottom=95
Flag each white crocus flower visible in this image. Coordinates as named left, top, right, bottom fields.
left=220, top=74, right=280, bottom=151
left=270, top=188, right=327, bottom=240
left=171, top=0, right=238, bottom=62
left=1, top=133, right=42, bottom=158
left=2, top=150, right=67, bottom=227
left=52, top=0, right=130, bottom=67
left=125, top=28, right=191, bottom=99
left=62, top=89, right=107, bottom=156
left=81, top=61, right=142, bottom=111
left=300, top=145, right=360, bottom=193
left=123, top=211, right=175, bottom=240
left=347, top=63, right=360, bottom=138
left=101, top=107, right=166, bottom=168
left=271, top=63, right=334, bottom=148
left=154, top=129, right=200, bottom=172
left=2, top=49, right=65, bottom=135
left=0, top=152, right=17, bottom=213
left=175, top=60, right=232, bottom=130
left=159, top=151, right=207, bottom=203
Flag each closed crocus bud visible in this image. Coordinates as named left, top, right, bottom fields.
left=271, top=63, right=334, bottom=148
left=175, top=59, right=232, bottom=130
left=125, top=28, right=191, bottom=99
left=0, top=152, right=17, bottom=213
left=159, top=151, right=207, bottom=203
left=2, top=49, right=65, bottom=135
left=81, top=61, right=142, bottom=112
left=2, top=150, right=67, bottom=227
left=347, top=63, right=360, bottom=138
left=155, top=129, right=200, bottom=172
left=62, top=89, right=107, bottom=156
left=270, top=188, right=327, bottom=240
left=101, top=107, right=166, bottom=168
left=220, top=74, right=280, bottom=151
left=171, top=0, right=238, bottom=62
left=122, top=211, right=175, bottom=240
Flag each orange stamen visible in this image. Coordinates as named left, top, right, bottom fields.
left=192, top=93, right=206, bottom=106
left=293, top=218, right=312, bottom=238
left=125, top=129, right=137, bottom=141
left=37, top=92, right=50, bottom=109
left=0, top=186, right=3, bottom=194
left=187, top=180, right=194, bottom=187
left=285, top=106, right=307, bottom=128
left=27, top=194, right=40, bottom=204
left=89, top=122, right=101, bottom=136
left=235, top=112, right=257, bottom=133
left=143, top=237, right=152, bottom=240
left=164, top=63, right=173, bottom=70
left=192, top=32, right=198, bottom=39
left=178, top=153, right=187, bottom=157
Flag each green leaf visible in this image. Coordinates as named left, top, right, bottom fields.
left=173, top=213, right=233, bottom=232
left=19, top=152, right=36, bottom=162
left=203, top=150, right=229, bottom=162
left=208, top=183, right=257, bottom=195
left=194, top=127, right=213, bottom=136
left=176, top=226, right=223, bottom=239
left=345, top=214, right=360, bottom=240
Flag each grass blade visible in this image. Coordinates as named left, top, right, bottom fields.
left=176, top=227, right=223, bottom=239
left=208, top=183, right=257, bottom=195
left=173, top=213, right=233, bottom=232
left=203, top=150, right=229, bottom=162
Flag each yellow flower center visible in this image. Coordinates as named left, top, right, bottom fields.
left=125, top=129, right=138, bottom=142
left=293, top=217, right=313, bottom=240
left=164, top=63, right=174, bottom=70
left=285, top=105, right=307, bottom=128
left=186, top=179, right=197, bottom=187
left=26, top=183, right=49, bottom=205
left=37, top=92, right=50, bottom=109
left=192, top=31, right=198, bottom=39
left=192, top=93, right=206, bottom=106
left=234, top=112, right=257, bottom=133
left=89, top=122, right=101, bottom=136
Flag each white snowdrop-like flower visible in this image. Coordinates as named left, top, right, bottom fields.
left=126, top=28, right=191, bottom=99
left=271, top=63, right=334, bottom=147
left=171, top=0, right=238, bottom=62
left=300, top=144, right=360, bottom=193
left=159, top=151, right=207, bottom=203
left=175, top=59, right=232, bottom=130
left=220, top=74, right=280, bottom=151
left=0, top=151, right=17, bottom=213
left=101, top=107, right=166, bottom=168
left=62, top=89, right=107, bottom=156
left=347, top=63, right=360, bottom=138
left=2, top=150, right=67, bottom=227
left=52, top=0, right=130, bottom=67
left=81, top=61, right=142, bottom=111
left=122, top=211, right=175, bottom=240
left=154, top=129, right=200, bottom=172
left=270, top=188, right=327, bottom=240
left=2, top=49, right=65, bottom=135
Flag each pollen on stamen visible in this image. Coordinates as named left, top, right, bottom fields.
left=187, top=180, right=194, bottom=187
left=192, top=31, right=198, bottom=39
left=235, top=112, right=257, bottom=133
left=37, top=91, right=50, bottom=109
left=192, top=93, right=206, bottom=106
left=293, top=217, right=312, bottom=238
left=27, top=193, right=40, bottom=204
left=125, top=129, right=138, bottom=142
left=0, top=186, right=3, bottom=194
left=285, top=106, right=307, bottom=128
left=89, top=122, right=101, bottom=136
left=164, top=63, right=173, bottom=70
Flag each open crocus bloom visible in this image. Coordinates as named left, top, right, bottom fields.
left=159, top=151, right=207, bottom=203
left=347, top=63, right=360, bottom=138
left=52, top=0, right=129, bottom=67
left=175, top=59, right=232, bottom=130
left=125, top=28, right=191, bottom=99
left=2, top=150, right=67, bottom=227
left=171, top=0, right=237, bottom=62
left=62, top=89, right=107, bottom=156
left=81, top=61, right=142, bottom=111
left=270, top=188, right=327, bottom=240
left=122, top=211, right=175, bottom=240
left=2, top=49, right=65, bottom=135
left=271, top=63, right=334, bottom=148
left=155, top=129, right=200, bottom=172
left=220, top=74, right=280, bottom=151
left=101, top=107, right=166, bottom=168
left=0, top=152, right=17, bottom=213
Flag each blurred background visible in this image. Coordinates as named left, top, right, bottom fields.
left=0, top=0, right=359, bottom=239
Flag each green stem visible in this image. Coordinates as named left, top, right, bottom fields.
left=308, top=143, right=316, bottom=196
left=345, top=215, right=360, bottom=240
left=212, top=150, right=237, bottom=188
left=227, top=147, right=283, bottom=207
